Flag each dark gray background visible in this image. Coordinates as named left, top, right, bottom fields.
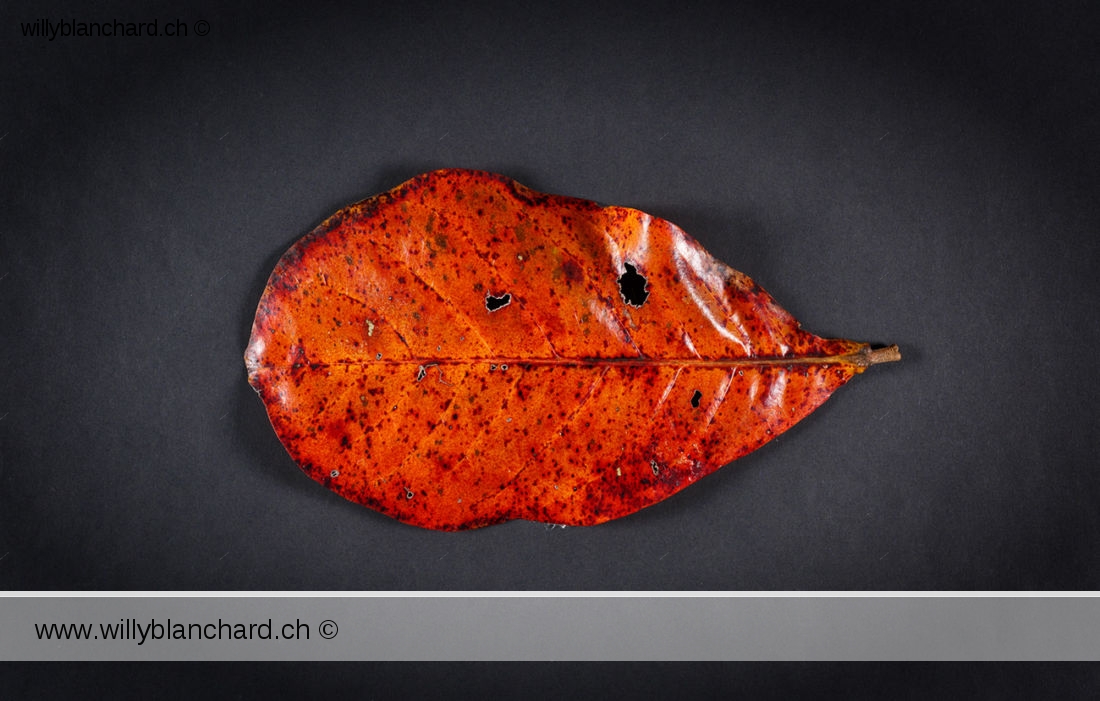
left=2, top=0, right=1097, bottom=590
left=2, top=662, right=1095, bottom=699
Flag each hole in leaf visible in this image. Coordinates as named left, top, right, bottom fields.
left=690, top=389, right=703, bottom=408
left=617, top=262, right=648, bottom=307
left=485, top=292, right=511, bottom=312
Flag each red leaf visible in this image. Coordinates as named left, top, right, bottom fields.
left=245, top=170, right=899, bottom=529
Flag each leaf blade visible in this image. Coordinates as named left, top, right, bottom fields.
left=246, top=169, right=896, bottom=529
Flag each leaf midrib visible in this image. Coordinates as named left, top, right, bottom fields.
left=266, top=348, right=879, bottom=370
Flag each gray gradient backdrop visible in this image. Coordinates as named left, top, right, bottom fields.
left=2, top=0, right=1098, bottom=591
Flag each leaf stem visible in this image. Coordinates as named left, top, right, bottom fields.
left=854, top=344, right=902, bottom=367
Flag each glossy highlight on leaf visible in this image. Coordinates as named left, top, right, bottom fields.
left=245, top=169, right=899, bottom=530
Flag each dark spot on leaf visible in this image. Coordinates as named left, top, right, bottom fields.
left=690, top=390, right=703, bottom=408
left=617, top=262, right=648, bottom=307
left=486, top=292, right=511, bottom=312
left=560, top=258, right=583, bottom=285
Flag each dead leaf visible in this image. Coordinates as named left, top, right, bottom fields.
left=245, top=169, right=899, bottom=529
